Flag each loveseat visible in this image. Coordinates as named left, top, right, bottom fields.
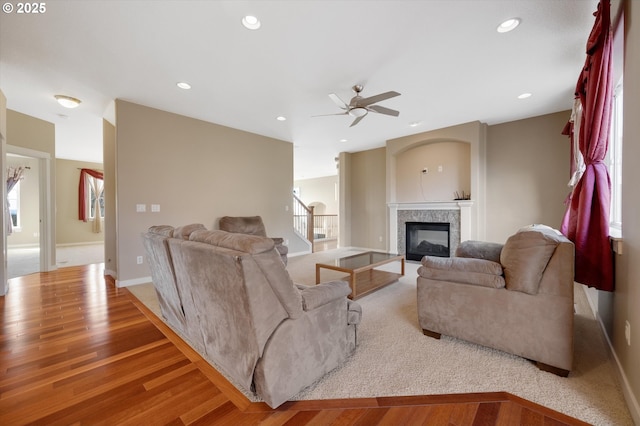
left=142, top=225, right=361, bottom=408
left=416, top=225, right=575, bottom=376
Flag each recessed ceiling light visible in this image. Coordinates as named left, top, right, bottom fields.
left=242, top=15, right=261, bottom=30
left=517, top=92, right=532, bottom=99
left=340, top=139, right=348, bottom=143
left=409, top=121, right=422, bottom=127
left=54, top=95, right=81, bottom=108
left=497, top=18, right=521, bottom=33
left=177, top=82, right=191, bottom=90
left=276, top=116, right=286, bottom=121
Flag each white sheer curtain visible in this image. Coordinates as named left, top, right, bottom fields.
left=6, top=167, right=26, bottom=235
left=567, top=98, right=585, bottom=188
left=87, top=174, right=104, bottom=233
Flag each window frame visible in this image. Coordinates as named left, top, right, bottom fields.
left=608, top=78, right=623, bottom=232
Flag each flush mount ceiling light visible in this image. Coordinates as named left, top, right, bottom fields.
left=497, top=18, right=521, bottom=33
left=54, top=95, right=81, bottom=108
left=177, top=82, right=191, bottom=90
left=242, top=15, right=261, bottom=30
left=518, top=92, right=532, bottom=99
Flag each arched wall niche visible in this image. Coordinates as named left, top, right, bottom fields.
left=394, top=138, right=471, bottom=202
left=385, top=121, right=487, bottom=242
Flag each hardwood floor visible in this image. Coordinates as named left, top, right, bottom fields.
left=0, top=265, right=589, bottom=425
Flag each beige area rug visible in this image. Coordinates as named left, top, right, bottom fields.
left=128, top=248, right=633, bottom=425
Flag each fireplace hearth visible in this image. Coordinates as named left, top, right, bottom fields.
left=405, top=222, right=450, bottom=261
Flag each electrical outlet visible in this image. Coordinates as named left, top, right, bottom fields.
left=625, top=320, right=631, bottom=346
left=137, top=256, right=143, bottom=265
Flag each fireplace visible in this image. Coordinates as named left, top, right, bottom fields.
left=405, top=222, right=450, bottom=261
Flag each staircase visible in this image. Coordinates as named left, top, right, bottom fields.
left=293, top=195, right=338, bottom=252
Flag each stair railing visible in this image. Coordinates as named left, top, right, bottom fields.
left=293, top=194, right=314, bottom=245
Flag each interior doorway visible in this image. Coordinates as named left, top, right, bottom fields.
left=5, top=146, right=53, bottom=279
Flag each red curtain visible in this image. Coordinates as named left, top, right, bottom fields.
left=561, top=0, right=614, bottom=291
left=79, top=168, right=104, bottom=222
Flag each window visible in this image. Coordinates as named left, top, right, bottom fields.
left=8, top=180, right=21, bottom=230
left=86, top=177, right=105, bottom=219
left=608, top=79, right=623, bottom=230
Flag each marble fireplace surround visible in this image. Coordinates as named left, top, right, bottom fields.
left=388, top=201, right=474, bottom=258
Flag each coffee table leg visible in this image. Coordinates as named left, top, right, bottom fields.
left=316, top=265, right=321, bottom=284
left=350, top=271, right=357, bottom=298
left=401, top=257, right=405, bottom=275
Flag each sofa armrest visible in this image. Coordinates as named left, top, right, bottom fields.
left=419, top=256, right=505, bottom=289
left=299, top=280, right=351, bottom=311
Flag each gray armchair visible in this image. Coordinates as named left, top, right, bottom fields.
left=145, top=227, right=361, bottom=408
left=219, top=215, right=288, bottom=265
left=417, top=225, right=575, bottom=376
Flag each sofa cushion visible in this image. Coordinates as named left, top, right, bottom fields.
left=500, top=230, right=559, bottom=294
left=189, top=229, right=275, bottom=254
left=419, top=256, right=505, bottom=289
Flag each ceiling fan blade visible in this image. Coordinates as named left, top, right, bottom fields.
left=357, top=91, right=401, bottom=106
left=328, top=93, right=349, bottom=110
left=349, top=115, right=366, bottom=127
left=312, top=112, right=348, bottom=117
left=368, top=105, right=400, bottom=117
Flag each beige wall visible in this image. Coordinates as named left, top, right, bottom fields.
left=600, top=0, right=640, bottom=420
left=294, top=175, right=339, bottom=214
left=395, top=142, right=470, bottom=202
left=6, top=155, right=39, bottom=246
left=485, top=111, right=571, bottom=242
left=113, top=100, right=297, bottom=284
left=103, top=119, right=117, bottom=277
left=348, top=147, right=387, bottom=250
left=55, top=158, right=104, bottom=245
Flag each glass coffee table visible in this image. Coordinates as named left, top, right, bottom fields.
left=315, top=251, right=405, bottom=299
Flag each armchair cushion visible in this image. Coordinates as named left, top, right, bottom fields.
left=455, top=240, right=504, bottom=263
left=419, top=256, right=505, bottom=289
left=500, top=229, right=559, bottom=294
left=300, top=280, right=352, bottom=311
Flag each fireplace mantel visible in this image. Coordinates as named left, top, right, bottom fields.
left=388, top=201, right=474, bottom=256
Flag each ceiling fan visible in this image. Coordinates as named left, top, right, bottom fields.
left=315, top=85, right=401, bottom=127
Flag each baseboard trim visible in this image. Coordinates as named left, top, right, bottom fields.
left=56, top=242, right=104, bottom=247
left=595, top=310, right=640, bottom=425
left=116, top=276, right=151, bottom=288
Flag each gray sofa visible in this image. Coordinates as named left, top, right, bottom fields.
left=417, top=225, right=575, bottom=376
left=142, top=225, right=361, bottom=408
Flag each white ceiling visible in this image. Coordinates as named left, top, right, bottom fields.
left=0, top=0, right=598, bottom=180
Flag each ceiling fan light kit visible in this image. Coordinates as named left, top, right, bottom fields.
left=316, top=84, right=401, bottom=127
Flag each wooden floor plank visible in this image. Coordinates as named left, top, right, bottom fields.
left=0, top=265, right=591, bottom=426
